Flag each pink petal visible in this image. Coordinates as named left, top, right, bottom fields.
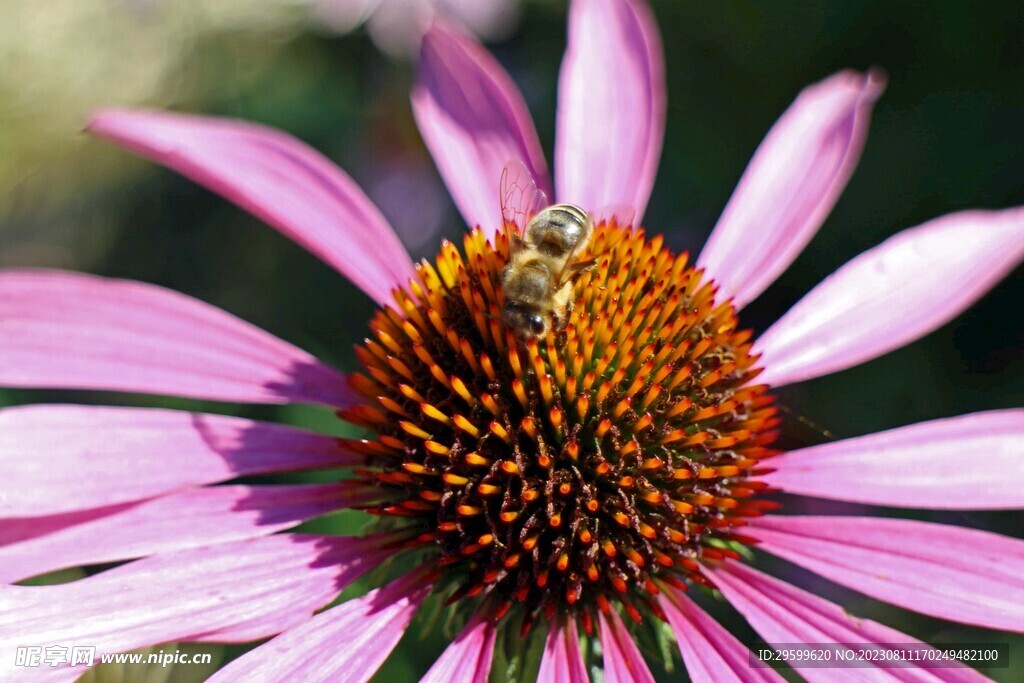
left=698, top=71, right=884, bottom=309
left=598, top=609, right=655, bottom=683
left=0, top=269, right=354, bottom=406
left=0, top=404, right=355, bottom=517
left=658, top=589, right=784, bottom=683
left=706, top=561, right=990, bottom=683
left=88, top=110, right=413, bottom=305
left=755, top=207, right=1024, bottom=386
left=0, top=534, right=394, bottom=680
left=538, top=617, right=588, bottom=683
left=747, top=515, right=1024, bottom=632
left=412, top=22, right=551, bottom=237
left=1, top=482, right=377, bottom=583
left=555, top=0, right=665, bottom=224
left=763, top=410, right=1024, bottom=509
left=421, top=611, right=498, bottom=683
left=207, top=570, right=430, bottom=682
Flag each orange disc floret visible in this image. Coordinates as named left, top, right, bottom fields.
left=341, top=221, right=778, bottom=628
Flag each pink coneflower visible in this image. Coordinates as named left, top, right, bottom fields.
left=2, top=0, right=1023, bottom=680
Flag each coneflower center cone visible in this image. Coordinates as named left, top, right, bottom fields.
left=342, top=222, right=780, bottom=631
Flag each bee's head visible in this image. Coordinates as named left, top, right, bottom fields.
left=502, top=302, right=548, bottom=339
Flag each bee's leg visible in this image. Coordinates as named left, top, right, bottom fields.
left=563, top=299, right=574, bottom=325
left=549, top=282, right=575, bottom=334
left=553, top=316, right=570, bottom=347
left=558, top=259, right=598, bottom=287
left=551, top=309, right=568, bottom=332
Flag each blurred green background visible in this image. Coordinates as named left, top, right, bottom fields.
left=2, top=0, right=1022, bottom=681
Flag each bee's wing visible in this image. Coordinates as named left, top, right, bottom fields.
left=500, top=159, right=549, bottom=242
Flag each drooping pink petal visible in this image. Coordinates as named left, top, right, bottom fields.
left=421, top=611, right=499, bottom=683
left=747, top=515, right=1024, bottom=632
left=555, top=0, right=665, bottom=224
left=412, top=22, right=551, bottom=237
left=763, top=410, right=1024, bottom=509
left=0, top=270, right=354, bottom=406
left=598, top=609, right=655, bottom=683
left=207, top=570, right=430, bottom=682
left=1, top=482, right=379, bottom=583
left=658, top=588, right=784, bottom=683
left=0, top=404, right=356, bottom=517
left=537, top=617, right=588, bottom=683
left=88, top=110, right=414, bottom=305
left=0, top=534, right=397, bottom=680
left=755, top=207, right=1024, bottom=386
left=698, top=70, right=884, bottom=309
left=705, top=561, right=990, bottom=683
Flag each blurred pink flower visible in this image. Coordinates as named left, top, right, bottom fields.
left=312, top=0, right=520, bottom=56
left=3, top=0, right=1024, bottom=681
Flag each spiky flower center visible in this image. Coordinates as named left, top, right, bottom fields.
left=343, top=223, right=778, bottom=629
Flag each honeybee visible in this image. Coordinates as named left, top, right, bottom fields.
left=499, top=163, right=596, bottom=339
